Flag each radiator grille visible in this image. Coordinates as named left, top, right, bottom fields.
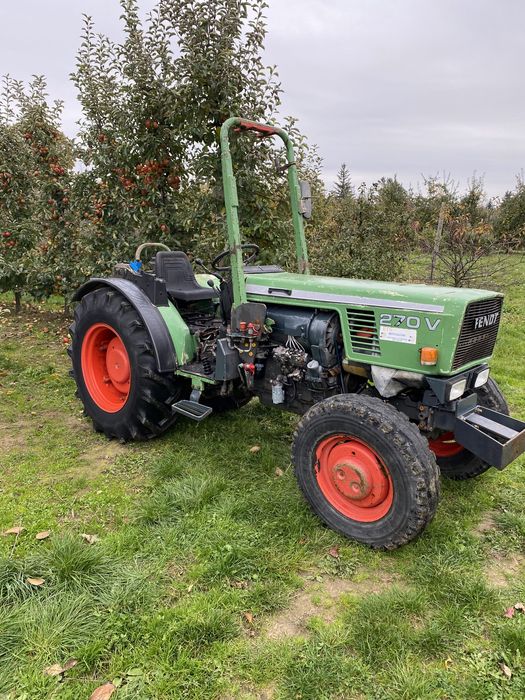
left=347, top=308, right=381, bottom=356
left=452, top=297, right=503, bottom=370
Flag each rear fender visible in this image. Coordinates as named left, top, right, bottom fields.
left=72, top=277, right=189, bottom=373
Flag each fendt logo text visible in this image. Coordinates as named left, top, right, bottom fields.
left=473, top=312, right=499, bottom=330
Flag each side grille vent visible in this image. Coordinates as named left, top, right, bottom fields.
left=347, top=308, right=381, bottom=356
left=452, top=297, right=503, bottom=370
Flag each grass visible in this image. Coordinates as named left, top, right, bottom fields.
left=1, top=265, right=525, bottom=700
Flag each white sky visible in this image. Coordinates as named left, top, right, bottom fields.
left=1, top=0, right=524, bottom=197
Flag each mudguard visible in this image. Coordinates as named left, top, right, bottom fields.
left=72, top=277, right=177, bottom=372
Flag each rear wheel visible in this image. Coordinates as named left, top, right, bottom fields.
left=292, top=395, right=440, bottom=549
left=69, top=287, right=188, bottom=441
left=429, top=377, right=509, bottom=480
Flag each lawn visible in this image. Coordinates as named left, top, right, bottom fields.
left=1, top=264, right=525, bottom=700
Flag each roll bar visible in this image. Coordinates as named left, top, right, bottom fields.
left=219, top=117, right=310, bottom=306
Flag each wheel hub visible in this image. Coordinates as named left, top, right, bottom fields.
left=81, top=323, right=131, bottom=413
left=315, top=435, right=393, bottom=522
left=332, top=463, right=371, bottom=501
left=105, top=338, right=130, bottom=386
left=428, top=431, right=464, bottom=458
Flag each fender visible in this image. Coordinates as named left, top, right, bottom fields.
left=72, top=277, right=177, bottom=373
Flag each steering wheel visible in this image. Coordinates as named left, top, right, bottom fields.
left=211, top=243, right=260, bottom=272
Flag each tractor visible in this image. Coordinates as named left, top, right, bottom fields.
left=69, top=117, right=525, bottom=549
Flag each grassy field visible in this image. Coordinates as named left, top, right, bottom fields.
left=1, top=266, right=525, bottom=700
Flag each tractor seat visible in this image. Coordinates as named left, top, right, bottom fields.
left=154, top=251, right=217, bottom=303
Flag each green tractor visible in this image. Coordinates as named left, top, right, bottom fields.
left=69, top=117, right=525, bottom=549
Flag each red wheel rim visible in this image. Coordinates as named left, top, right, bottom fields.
left=428, top=432, right=464, bottom=458
left=315, top=435, right=394, bottom=522
left=81, top=323, right=131, bottom=412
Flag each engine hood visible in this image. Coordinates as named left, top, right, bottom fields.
left=244, top=271, right=503, bottom=376
left=245, top=271, right=502, bottom=315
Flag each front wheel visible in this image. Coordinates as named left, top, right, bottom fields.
left=428, top=377, right=509, bottom=480
left=292, top=395, right=440, bottom=550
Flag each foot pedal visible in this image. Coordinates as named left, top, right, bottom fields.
left=172, top=400, right=212, bottom=422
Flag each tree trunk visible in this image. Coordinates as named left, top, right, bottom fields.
left=429, top=203, right=445, bottom=283
left=14, top=290, right=21, bottom=314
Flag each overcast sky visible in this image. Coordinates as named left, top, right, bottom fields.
left=1, top=0, right=524, bottom=197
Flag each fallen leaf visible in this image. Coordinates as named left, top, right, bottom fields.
left=89, top=682, right=116, bottom=700
left=243, top=611, right=254, bottom=625
left=499, top=662, right=512, bottom=679
left=36, top=531, right=51, bottom=541
left=61, top=659, right=78, bottom=672
left=44, top=664, right=64, bottom=677
left=328, top=546, right=340, bottom=559
left=514, top=602, right=525, bottom=613
left=81, top=533, right=99, bottom=544
left=444, top=657, right=453, bottom=669
left=274, top=467, right=284, bottom=477
left=249, top=445, right=260, bottom=454
left=3, top=526, right=24, bottom=536
left=504, top=607, right=515, bottom=618
left=43, top=659, right=77, bottom=677
left=26, top=577, right=45, bottom=586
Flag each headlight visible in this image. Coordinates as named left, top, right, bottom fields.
left=474, top=367, right=490, bottom=388
left=448, top=378, right=467, bottom=401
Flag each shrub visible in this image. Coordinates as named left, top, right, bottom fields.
left=308, top=177, right=414, bottom=281
left=495, top=177, right=525, bottom=248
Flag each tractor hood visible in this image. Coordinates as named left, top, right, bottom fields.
left=245, top=271, right=501, bottom=315
left=244, top=271, right=504, bottom=376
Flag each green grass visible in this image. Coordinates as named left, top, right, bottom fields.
left=1, top=266, right=525, bottom=700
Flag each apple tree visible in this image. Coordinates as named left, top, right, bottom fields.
left=72, top=0, right=314, bottom=272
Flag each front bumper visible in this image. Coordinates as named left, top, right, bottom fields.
left=424, top=373, right=525, bottom=469
left=454, top=397, right=525, bottom=469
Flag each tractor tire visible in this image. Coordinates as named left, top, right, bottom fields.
left=429, top=377, right=509, bottom=480
left=69, top=287, right=188, bottom=441
left=292, top=394, right=440, bottom=550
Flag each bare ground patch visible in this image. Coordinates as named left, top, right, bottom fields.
left=73, top=440, right=128, bottom=480
left=0, top=409, right=89, bottom=453
left=0, top=421, right=31, bottom=451
left=220, top=682, right=276, bottom=700
left=60, top=411, right=92, bottom=432
left=485, top=551, right=525, bottom=588
left=264, top=568, right=403, bottom=640
left=474, top=511, right=498, bottom=537
left=1, top=405, right=126, bottom=481
left=0, top=417, right=37, bottom=452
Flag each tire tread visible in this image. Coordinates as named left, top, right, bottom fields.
left=292, top=394, right=440, bottom=550
left=69, top=286, right=186, bottom=442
